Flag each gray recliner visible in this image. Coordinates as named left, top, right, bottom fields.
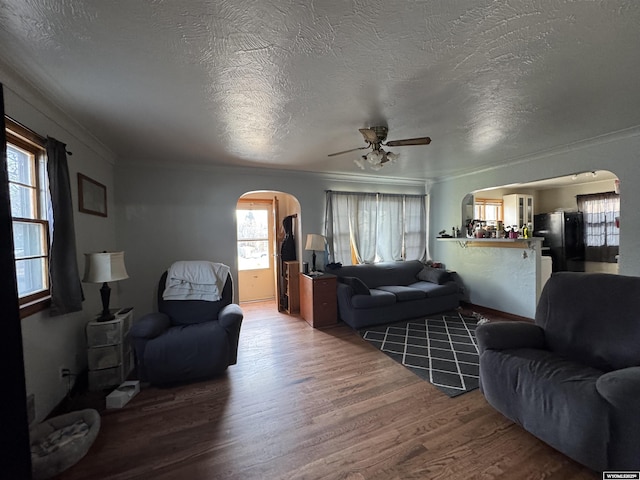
left=476, top=272, right=640, bottom=472
left=130, top=270, right=243, bottom=385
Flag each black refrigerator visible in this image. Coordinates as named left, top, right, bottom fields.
left=534, top=212, right=585, bottom=272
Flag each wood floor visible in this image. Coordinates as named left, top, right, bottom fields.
left=58, top=302, right=598, bottom=480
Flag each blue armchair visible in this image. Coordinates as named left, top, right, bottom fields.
left=476, top=272, right=640, bottom=472
left=130, top=269, right=243, bottom=385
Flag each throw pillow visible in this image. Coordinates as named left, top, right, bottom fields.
left=417, top=266, right=451, bottom=285
left=340, top=276, right=371, bottom=295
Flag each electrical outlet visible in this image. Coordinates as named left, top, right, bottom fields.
left=60, top=367, right=71, bottom=378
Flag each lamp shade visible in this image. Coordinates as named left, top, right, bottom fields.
left=305, top=234, right=325, bottom=251
left=82, top=252, right=129, bottom=283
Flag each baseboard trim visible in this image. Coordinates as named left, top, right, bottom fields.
left=460, top=302, right=534, bottom=323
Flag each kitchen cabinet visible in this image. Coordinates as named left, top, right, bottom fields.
left=503, top=194, right=534, bottom=230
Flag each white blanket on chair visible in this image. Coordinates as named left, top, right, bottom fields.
left=163, top=261, right=230, bottom=302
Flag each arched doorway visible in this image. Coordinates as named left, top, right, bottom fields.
left=236, top=191, right=302, bottom=308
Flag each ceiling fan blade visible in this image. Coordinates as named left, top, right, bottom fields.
left=385, top=137, right=431, bottom=147
left=327, top=146, right=369, bottom=157
left=359, top=128, right=379, bottom=144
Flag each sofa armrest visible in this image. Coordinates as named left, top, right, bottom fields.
left=476, top=321, right=546, bottom=354
left=129, top=312, right=171, bottom=340
left=336, top=282, right=356, bottom=305
left=219, top=303, right=243, bottom=329
left=596, top=366, right=640, bottom=410
left=219, top=303, right=243, bottom=365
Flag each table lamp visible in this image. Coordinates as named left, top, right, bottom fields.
left=305, top=234, right=326, bottom=274
left=82, top=251, right=129, bottom=321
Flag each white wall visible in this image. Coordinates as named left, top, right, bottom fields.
left=439, top=241, right=541, bottom=317
left=2, top=63, right=118, bottom=421
left=115, top=163, right=425, bottom=316
left=536, top=177, right=617, bottom=213
left=430, top=129, right=640, bottom=318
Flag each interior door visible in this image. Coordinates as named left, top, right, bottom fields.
left=237, top=200, right=276, bottom=302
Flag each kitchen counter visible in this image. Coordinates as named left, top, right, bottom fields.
left=437, top=237, right=544, bottom=248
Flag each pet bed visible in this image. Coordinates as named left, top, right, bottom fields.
left=30, top=408, right=100, bottom=479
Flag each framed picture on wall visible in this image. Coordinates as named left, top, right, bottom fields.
left=78, top=173, right=107, bottom=217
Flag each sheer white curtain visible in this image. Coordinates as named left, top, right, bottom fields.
left=325, top=192, right=377, bottom=265
left=326, top=191, right=426, bottom=265
left=349, top=193, right=377, bottom=263
left=377, top=194, right=403, bottom=261
left=404, top=195, right=426, bottom=262
left=325, top=193, right=350, bottom=264
left=424, top=194, right=431, bottom=261
left=577, top=192, right=620, bottom=263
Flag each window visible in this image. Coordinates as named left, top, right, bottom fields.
left=236, top=203, right=271, bottom=271
left=325, top=191, right=426, bottom=265
left=474, top=198, right=503, bottom=225
left=5, top=117, right=51, bottom=315
left=577, top=192, right=620, bottom=263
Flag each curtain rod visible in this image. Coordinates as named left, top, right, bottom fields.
left=325, top=190, right=426, bottom=198
left=5, top=114, right=73, bottom=155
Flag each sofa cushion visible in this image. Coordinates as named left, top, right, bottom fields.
left=339, top=276, right=370, bottom=295
left=376, top=285, right=426, bottom=302
left=409, top=281, right=458, bottom=298
left=416, top=266, right=451, bottom=285
left=351, top=289, right=396, bottom=309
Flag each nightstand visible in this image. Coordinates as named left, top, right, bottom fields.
left=86, top=309, right=134, bottom=391
left=299, top=273, right=337, bottom=328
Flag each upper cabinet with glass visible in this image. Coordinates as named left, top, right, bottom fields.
left=503, top=194, right=534, bottom=230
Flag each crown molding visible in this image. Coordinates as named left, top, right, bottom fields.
left=433, top=125, right=640, bottom=185
left=119, top=159, right=427, bottom=188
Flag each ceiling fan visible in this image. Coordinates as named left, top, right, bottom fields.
left=328, top=126, right=431, bottom=171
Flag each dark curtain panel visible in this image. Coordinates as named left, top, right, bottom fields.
left=0, top=84, right=33, bottom=478
left=46, top=137, right=84, bottom=315
left=576, top=192, right=620, bottom=263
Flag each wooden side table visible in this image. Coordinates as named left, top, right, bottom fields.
left=299, top=273, right=337, bottom=328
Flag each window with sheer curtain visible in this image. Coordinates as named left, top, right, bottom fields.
left=576, top=192, right=620, bottom=263
left=325, top=191, right=426, bottom=265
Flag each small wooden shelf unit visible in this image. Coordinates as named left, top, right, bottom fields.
left=283, top=261, right=299, bottom=314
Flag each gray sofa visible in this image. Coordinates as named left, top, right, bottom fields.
left=327, top=260, right=460, bottom=329
left=476, top=272, right=640, bottom=472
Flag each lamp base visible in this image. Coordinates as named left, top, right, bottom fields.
left=97, top=282, right=115, bottom=322
left=96, top=312, right=116, bottom=322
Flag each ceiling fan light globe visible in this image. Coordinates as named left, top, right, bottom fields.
left=386, top=151, right=399, bottom=163
left=367, top=151, right=383, bottom=165
left=370, top=163, right=384, bottom=171
left=354, top=157, right=366, bottom=170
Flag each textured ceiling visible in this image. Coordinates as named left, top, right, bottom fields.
left=0, top=0, right=639, bottom=181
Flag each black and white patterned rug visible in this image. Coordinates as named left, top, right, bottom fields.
left=359, top=312, right=480, bottom=397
